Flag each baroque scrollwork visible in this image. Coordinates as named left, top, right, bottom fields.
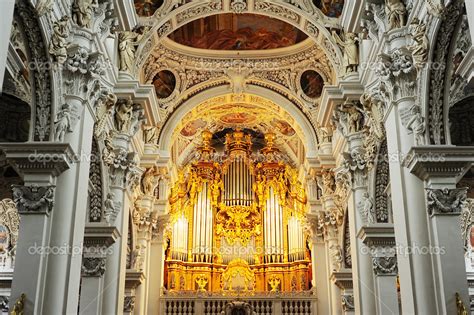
left=341, top=294, right=355, bottom=311
left=123, top=296, right=136, bottom=312
left=12, top=185, right=55, bottom=214
left=16, top=0, right=52, bottom=141
left=81, top=257, right=106, bottom=277
left=426, top=188, right=467, bottom=216
left=371, top=249, right=398, bottom=275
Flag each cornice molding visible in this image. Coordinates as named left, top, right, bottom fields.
left=404, top=146, right=474, bottom=184
left=1, top=142, right=75, bottom=178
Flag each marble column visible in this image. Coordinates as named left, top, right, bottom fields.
left=377, top=46, right=438, bottom=314
left=331, top=271, right=355, bottom=315
left=101, top=132, right=139, bottom=314
left=124, top=271, right=145, bottom=314
left=42, top=96, right=95, bottom=314
left=358, top=224, right=399, bottom=315
left=101, top=100, right=145, bottom=314
left=133, top=195, right=155, bottom=314
left=318, top=171, right=343, bottom=315
left=79, top=226, right=119, bottom=315
left=405, top=146, right=474, bottom=313
left=147, top=218, right=168, bottom=314
left=80, top=258, right=107, bottom=314
left=340, top=131, right=376, bottom=314
left=2, top=143, right=74, bottom=313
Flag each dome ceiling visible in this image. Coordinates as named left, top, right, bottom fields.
left=167, top=13, right=308, bottom=50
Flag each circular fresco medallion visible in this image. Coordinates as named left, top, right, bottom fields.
left=300, top=70, right=324, bottom=99
left=153, top=70, right=176, bottom=99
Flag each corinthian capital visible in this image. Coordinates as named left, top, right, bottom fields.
left=12, top=184, right=55, bottom=214
left=376, top=48, right=417, bottom=101
left=341, top=147, right=369, bottom=189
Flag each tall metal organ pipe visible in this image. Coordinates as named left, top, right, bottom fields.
left=223, top=156, right=253, bottom=206
left=172, top=215, right=188, bottom=261
left=191, top=181, right=213, bottom=263
left=264, top=187, right=284, bottom=263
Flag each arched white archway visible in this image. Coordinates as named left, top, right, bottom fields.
left=136, top=0, right=343, bottom=77
left=157, top=84, right=319, bottom=159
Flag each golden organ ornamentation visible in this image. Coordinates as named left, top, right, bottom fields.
left=166, top=129, right=311, bottom=293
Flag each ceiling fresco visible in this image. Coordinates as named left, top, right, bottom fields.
left=134, top=0, right=164, bottom=17
left=168, top=13, right=308, bottom=50
left=170, top=94, right=304, bottom=164
left=313, top=0, right=344, bottom=18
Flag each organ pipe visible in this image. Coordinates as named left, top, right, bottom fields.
left=168, top=129, right=308, bottom=267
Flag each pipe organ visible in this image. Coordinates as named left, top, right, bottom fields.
left=166, top=130, right=310, bottom=293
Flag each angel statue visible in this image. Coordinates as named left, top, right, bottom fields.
left=143, top=125, right=159, bottom=144
left=49, top=16, right=71, bottom=64
left=332, top=31, right=359, bottom=74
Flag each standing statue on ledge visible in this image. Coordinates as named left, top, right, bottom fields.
left=210, top=172, right=224, bottom=208
left=407, top=18, right=429, bottom=71
left=118, top=27, right=148, bottom=73
left=385, top=0, right=407, bottom=30
left=141, top=167, right=159, bottom=196
left=72, top=0, right=98, bottom=28
left=54, top=103, right=73, bottom=142
left=143, top=125, right=159, bottom=144
left=49, top=16, right=71, bottom=64
left=358, top=192, right=376, bottom=224
left=114, top=99, right=134, bottom=133
left=332, top=31, right=359, bottom=74
left=253, top=174, right=267, bottom=209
